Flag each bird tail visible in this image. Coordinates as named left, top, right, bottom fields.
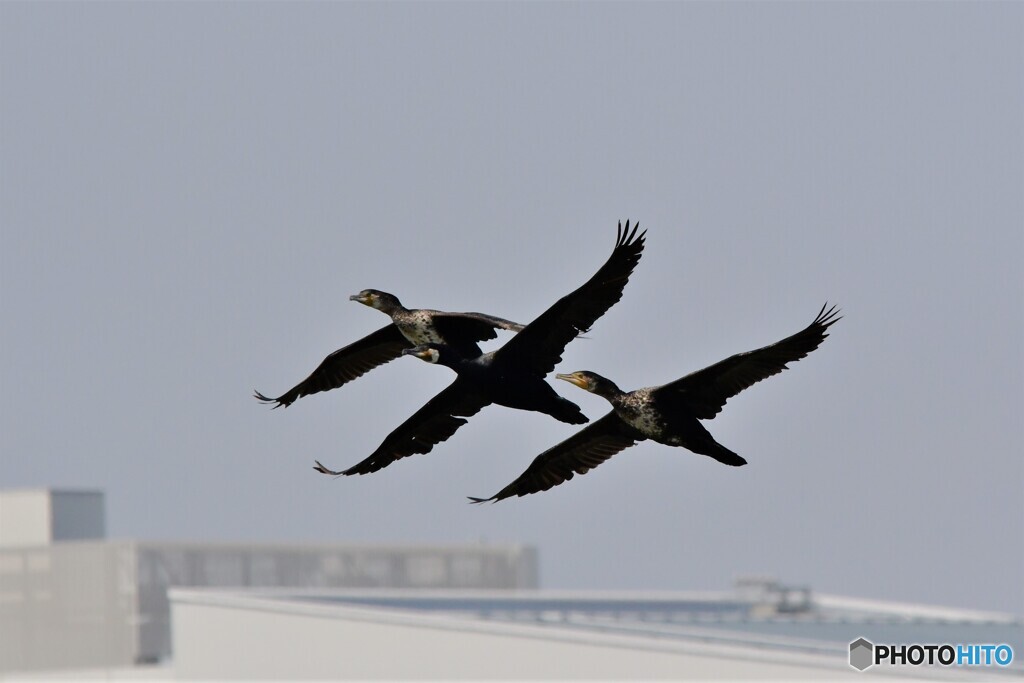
left=695, top=440, right=747, bottom=467
left=552, top=398, right=589, bottom=425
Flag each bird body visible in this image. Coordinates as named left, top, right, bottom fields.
left=405, top=345, right=588, bottom=425
left=362, top=290, right=517, bottom=354
left=254, top=289, right=523, bottom=408
left=573, top=376, right=745, bottom=465
left=470, top=304, right=840, bottom=502
left=392, top=309, right=446, bottom=345
left=606, top=386, right=661, bottom=437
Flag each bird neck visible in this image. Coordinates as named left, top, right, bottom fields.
left=379, top=301, right=407, bottom=316
left=591, top=378, right=626, bottom=402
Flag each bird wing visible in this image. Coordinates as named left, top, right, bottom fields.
left=657, top=304, right=841, bottom=419
left=255, top=324, right=410, bottom=408
left=431, top=311, right=526, bottom=336
left=428, top=312, right=525, bottom=357
left=318, top=378, right=489, bottom=476
left=469, top=413, right=639, bottom=503
left=493, top=222, right=646, bottom=377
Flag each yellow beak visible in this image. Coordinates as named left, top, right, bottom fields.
left=556, top=372, right=588, bottom=390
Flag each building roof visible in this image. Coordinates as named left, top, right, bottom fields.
left=168, top=586, right=1023, bottom=680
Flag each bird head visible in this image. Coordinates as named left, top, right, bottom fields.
left=556, top=371, right=619, bottom=397
left=402, top=344, right=444, bottom=364
left=350, top=289, right=401, bottom=312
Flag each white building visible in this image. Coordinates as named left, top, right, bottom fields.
left=167, top=586, right=1022, bottom=680
left=0, top=489, right=537, bottom=675
left=2, top=490, right=1019, bottom=681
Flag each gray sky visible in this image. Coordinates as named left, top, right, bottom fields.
left=2, top=2, right=1021, bottom=615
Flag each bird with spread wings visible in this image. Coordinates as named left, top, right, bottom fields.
left=254, top=290, right=524, bottom=408
left=470, top=304, right=840, bottom=502
left=314, top=221, right=646, bottom=477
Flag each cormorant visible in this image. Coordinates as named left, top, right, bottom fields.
left=469, top=304, right=840, bottom=503
left=314, top=221, right=646, bottom=477
left=254, top=290, right=524, bottom=408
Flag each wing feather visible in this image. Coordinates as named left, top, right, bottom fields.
left=468, top=413, right=639, bottom=502
left=431, top=311, right=525, bottom=336
left=430, top=312, right=525, bottom=357
left=315, top=379, right=488, bottom=476
left=493, top=222, right=645, bottom=377
left=658, top=304, right=841, bottom=419
left=255, top=325, right=409, bottom=408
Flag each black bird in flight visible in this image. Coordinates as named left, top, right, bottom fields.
left=314, top=221, right=646, bottom=477
left=469, top=304, right=840, bottom=503
left=254, top=290, right=524, bottom=408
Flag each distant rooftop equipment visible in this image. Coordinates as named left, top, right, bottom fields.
left=0, top=488, right=105, bottom=547
left=734, top=574, right=813, bottom=615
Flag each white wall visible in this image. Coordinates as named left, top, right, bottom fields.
left=170, top=591, right=869, bottom=680
left=0, top=491, right=51, bottom=548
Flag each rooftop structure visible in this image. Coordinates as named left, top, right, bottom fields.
left=169, top=586, right=1023, bottom=680
left=0, top=489, right=105, bottom=548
